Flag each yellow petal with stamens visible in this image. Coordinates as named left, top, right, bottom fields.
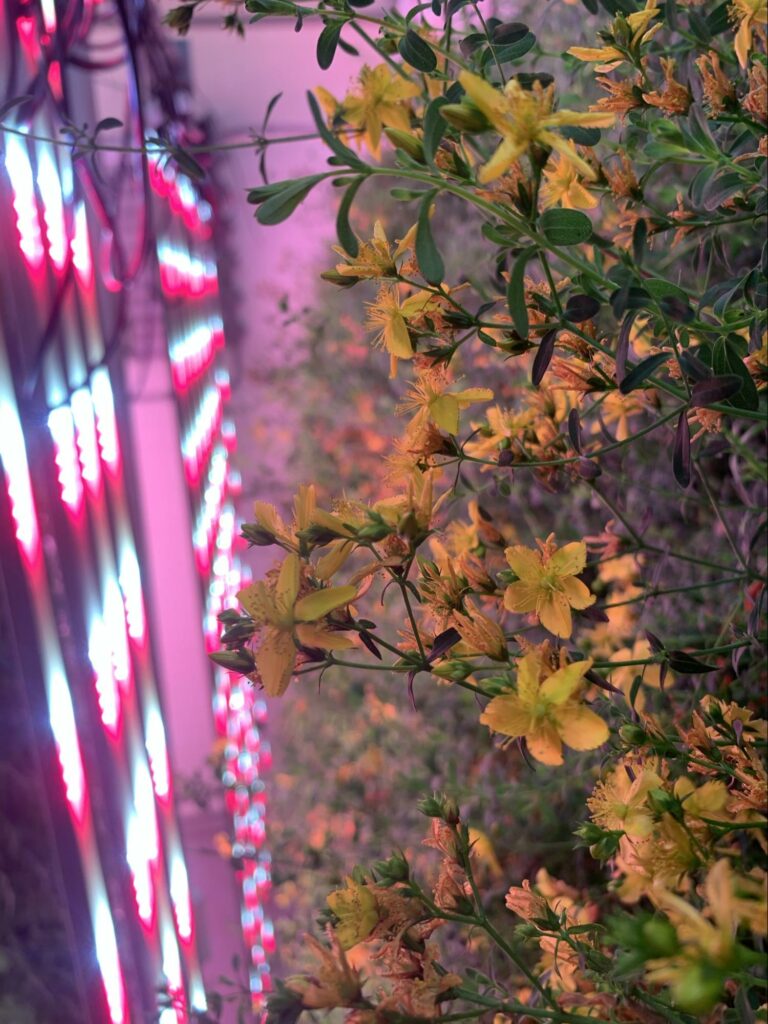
left=504, top=581, right=540, bottom=614
left=429, top=395, right=460, bottom=434
left=548, top=541, right=588, bottom=576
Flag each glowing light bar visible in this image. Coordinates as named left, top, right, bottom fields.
left=4, top=135, right=45, bottom=270
left=170, top=852, right=193, bottom=943
left=71, top=202, right=93, bottom=285
left=91, top=369, right=120, bottom=471
left=161, top=923, right=188, bottom=1023
left=0, top=398, right=40, bottom=562
left=36, top=148, right=67, bottom=270
left=40, top=0, right=57, bottom=33
left=93, top=897, right=127, bottom=1024
left=127, top=812, right=155, bottom=928
left=48, top=668, right=87, bottom=822
left=104, top=577, right=131, bottom=692
left=134, top=760, right=159, bottom=862
left=118, top=545, right=146, bottom=643
left=145, top=705, right=171, bottom=802
left=48, top=406, right=84, bottom=514
left=181, top=386, right=222, bottom=483
left=89, top=616, right=121, bottom=734
left=71, top=388, right=102, bottom=493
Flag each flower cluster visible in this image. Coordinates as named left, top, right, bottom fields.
left=176, top=0, right=768, bottom=1019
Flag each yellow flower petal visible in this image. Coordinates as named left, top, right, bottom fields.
left=567, top=45, right=623, bottom=62
left=385, top=312, right=414, bottom=359
left=275, top=553, right=301, bottom=618
left=294, top=585, right=357, bottom=622
left=537, top=590, right=573, bottom=638
left=515, top=652, right=541, bottom=708
left=548, top=541, right=588, bottom=577
left=527, top=722, right=564, bottom=765
left=480, top=693, right=531, bottom=738
left=561, top=575, right=596, bottom=610
left=554, top=704, right=609, bottom=751
left=295, top=623, right=356, bottom=650
left=479, top=137, right=526, bottom=183
left=238, top=580, right=277, bottom=625
left=505, top=545, right=543, bottom=581
left=255, top=625, right=296, bottom=697
left=327, top=878, right=379, bottom=950
left=504, top=580, right=540, bottom=614
left=429, top=394, right=461, bottom=434
left=540, top=659, right=593, bottom=704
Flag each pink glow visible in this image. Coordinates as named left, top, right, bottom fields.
left=170, top=851, right=194, bottom=943
left=127, top=812, right=156, bottom=929
left=71, top=387, right=103, bottom=495
left=145, top=704, right=172, bottom=802
left=0, top=397, right=41, bottom=564
left=49, top=667, right=88, bottom=823
left=48, top=406, right=85, bottom=515
left=94, top=897, right=128, bottom=1024
left=36, top=147, right=68, bottom=270
left=71, top=202, right=93, bottom=285
left=89, top=616, right=121, bottom=734
left=119, top=544, right=147, bottom=644
left=4, top=135, right=45, bottom=271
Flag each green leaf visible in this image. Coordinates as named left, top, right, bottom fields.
left=95, top=117, right=124, bottom=133
left=712, top=336, right=760, bottom=411
left=539, top=208, right=592, bottom=246
left=171, top=146, right=206, bottom=180
left=423, top=96, right=449, bottom=165
left=416, top=192, right=444, bottom=286
left=306, top=90, right=365, bottom=169
left=256, top=174, right=327, bottom=225
left=619, top=352, right=670, bottom=394
left=398, top=29, right=437, bottom=72
left=336, top=176, right=364, bottom=256
left=506, top=248, right=535, bottom=340
left=317, top=21, right=344, bottom=69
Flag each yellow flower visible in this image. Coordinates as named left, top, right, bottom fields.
left=246, top=483, right=317, bottom=549
left=342, top=64, right=421, bottom=157
left=326, top=877, right=379, bottom=949
left=286, top=930, right=363, bottom=1008
left=451, top=602, right=507, bottom=660
left=365, top=284, right=445, bottom=377
left=569, top=2, right=662, bottom=70
left=480, top=649, right=608, bottom=765
left=587, top=760, right=663, bottom=837
left=503, top=534, right=595, bottom=638
left=399, top=366, right=494, bottom=434
left=731, top=0, right=768, bottom=67
left=457, top=72, right=614, bottom=183
left=540, top=156, right=598, bottom=210
left=609, top=638, right=667, bottom=708
left=334, top=219, right=417, bottom=280
left=237, top=554, right=357, bottom=696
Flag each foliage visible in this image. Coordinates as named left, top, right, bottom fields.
left=173, top=0, right=768, bottom=1021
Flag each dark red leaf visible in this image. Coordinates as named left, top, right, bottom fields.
left=532, top=329, right=558, bottom=386
left=672, top=410, right=691, bottom=487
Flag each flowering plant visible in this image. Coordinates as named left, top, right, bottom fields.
left=167, top=0, right=768, bottom=1018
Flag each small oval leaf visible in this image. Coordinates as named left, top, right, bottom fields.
left=690, top=374, right=743, bottom=408
left=673, top=410, right=691, bottom=488
left=564, top=294, right=601, bottom=323
left=532, top=329, right=558, bottom=386
left=416, top=192, right=444, bottom=285
left=398, top=29, right=437, bottom=72
left=540, top=208, right=593, bottom=246
left=619, top=351, right=670, bottom=394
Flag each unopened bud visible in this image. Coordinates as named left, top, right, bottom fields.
left=439, top=102, right=490, bottom=132
left=383, top=127, right=425, bottom=163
